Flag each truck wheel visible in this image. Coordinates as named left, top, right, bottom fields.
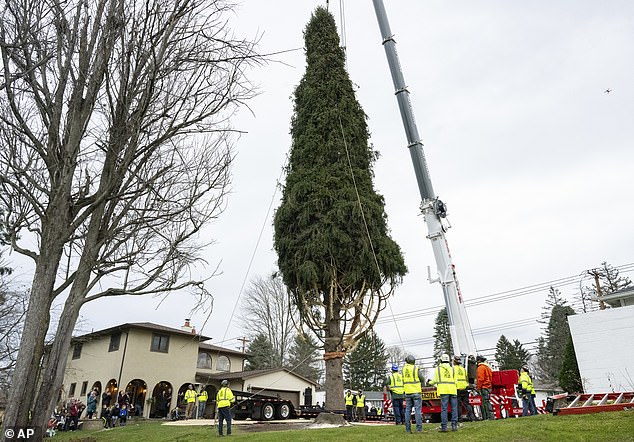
left=276, top=404, right=291, bottom=420
left=262, top=403, right=275, bottom=421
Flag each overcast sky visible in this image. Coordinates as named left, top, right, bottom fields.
left=44, top=1, right=633, bottom=366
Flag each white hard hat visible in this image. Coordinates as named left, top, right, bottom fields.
left=440, top=353, right=450, bottom=363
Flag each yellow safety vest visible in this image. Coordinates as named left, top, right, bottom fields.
left=403, top=363, right=422, bottom=394
left=198, top=390, right=208, bottom=402
left=519, top=372, right=535, bottom=394
left=185, top=389, right=197, bottom=403
left=389, top=373, right=405, bottom=395
left=345, top=394, right=354, bottom=406
left=432, top=363, right=457, bottom=395
left=356, top=394, right=365, bottom=408
left=216, top=387, right=234, bottom=409
left=454, top=365, right=468, bottom=391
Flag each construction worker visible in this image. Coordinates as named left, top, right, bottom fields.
left=184, top=384, right=197, bottom=419
left=467, top=354, right=477, bottom=385
left=403, top=354, right=424, bottom=433
left=356, top=390, right=366, bottom=422
left=431, top=354, right=458, bottom=432
left=383, top=363, right=405, bottom=425
left=519, top=366, right=537, bottom=416
left=197, top=386, right=208, bottom=419
left=344, top=390, right=354, bottom=421
left=476, top=355, right=494, bottom=420
left=454, top=355, right=476, bottom=422
left=216, top=380, right=235, bottom=436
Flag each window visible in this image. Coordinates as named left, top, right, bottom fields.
left=72, top=343, right=82, bottom=359
left=216, top=355, right=231, bottom=372
left=80, top=381, right=88, bottom=396
left=69, top=383, right=76, bottom=397
left=109, top=333, right=121, bottom=352
left=150, top=334, right=169, bottom=353
left=197, top=352, right=212, bottom=369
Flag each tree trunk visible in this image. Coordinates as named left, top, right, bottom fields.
left=31, top=294, right=83, bottom=433
left=324, top=311, right=344, bottom=411
left=3, top=245, right=62, bottom=432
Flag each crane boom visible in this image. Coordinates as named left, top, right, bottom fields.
left=372, top=0, right=477, bottom=356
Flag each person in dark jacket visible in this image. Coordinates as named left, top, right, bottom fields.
left=467, top=354, right=477, bottom=385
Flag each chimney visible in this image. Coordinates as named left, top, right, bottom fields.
left=181, top=318, right=193, bottom=333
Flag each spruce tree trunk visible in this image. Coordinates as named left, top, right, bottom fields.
left=324, top=311, right=344, bottom=410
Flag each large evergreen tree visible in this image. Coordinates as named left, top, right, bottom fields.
left=286, top=332, right=323, bottom=384
left=537, top=303, right=576, bottom=384
left=495, top=335, right=530, bottom=370
left=433, top=308, right=453, bottom=360
left=245, top=334, right=277, bottom=371
left=273, top=7, right=406, bottom=409
left=559, top=334, right=583, bottom=393
left=343, top=330, right=389, bottom=390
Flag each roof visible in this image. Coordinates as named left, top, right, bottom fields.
left=199, top=342, right=249, bottom=357
left=596, top=286, right=634, bottom=307
left=71, top=322, right=213, bottom=342
left=199, top=368, right=318, bottom=387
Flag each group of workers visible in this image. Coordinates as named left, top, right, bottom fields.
left=382, top=353, right=537, bottom=433
left=182, top=380, right=236, bottom=436
left=344, top=389, right=371, bottom=422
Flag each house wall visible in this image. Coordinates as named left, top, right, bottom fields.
left=63, top=328, right=200, bottom=417
left=568, top=305, right=634, bottom=393
left=244, top=372, right=316, bottom=408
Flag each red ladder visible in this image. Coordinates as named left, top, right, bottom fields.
left=554, top=391, right=634, bottom=416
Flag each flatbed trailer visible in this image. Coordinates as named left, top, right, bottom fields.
left=231, top=390, right=295, bottom=421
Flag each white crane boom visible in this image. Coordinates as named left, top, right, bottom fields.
left=372, top=0, right=477, bottom=356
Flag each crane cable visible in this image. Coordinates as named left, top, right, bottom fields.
left=337, top=111, right=406, bottom=355
left=334, top=0, right=407, bottom=358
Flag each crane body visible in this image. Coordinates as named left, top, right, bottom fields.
left=372, top=0, right=477, bottom=357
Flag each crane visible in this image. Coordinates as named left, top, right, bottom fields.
left=372, top=0, right=477, bottom=357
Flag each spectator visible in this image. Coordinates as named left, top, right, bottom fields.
left=86, top=389, right=98, bottom=419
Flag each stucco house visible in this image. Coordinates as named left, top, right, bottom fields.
left=61, top=321, right=317, bottom=418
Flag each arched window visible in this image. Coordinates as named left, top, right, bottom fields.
left=216, top=355, right=231, bottom=372
left=197, top=352, right=212, bottom=369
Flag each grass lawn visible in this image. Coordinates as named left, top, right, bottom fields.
left=49, top=411, right=634, bottom=442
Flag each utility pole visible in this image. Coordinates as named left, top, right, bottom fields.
left=589, top=270, right=606, bottom=310
left=237, top=337, right=250, bottom=371
left=237, top=337, right=250, bottom=353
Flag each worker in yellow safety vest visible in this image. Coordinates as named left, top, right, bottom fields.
left=519, top=366, right=537, bottom=416
left=402, top=354, right=424, bottom=433
left=344, top=390, right=355, bottom=421
left=197, top=387, right=208, bottom=419
left=184, top=384, right=197, bottom=419
left=430, top=353, right=458, bottom=432
left=216, top=380, right=235, bottom=436
left=454, top=355, right=475, bottom=422
left=356, top=391, right=366, bottom=422
left=383, top=363, right=405, bottom=425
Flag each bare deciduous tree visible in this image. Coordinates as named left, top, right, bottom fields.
left=0, top=278, right=27, bottom=399
left=239, top=273, right=297, bottom=367
left=0, top=0, right=259, bottom=431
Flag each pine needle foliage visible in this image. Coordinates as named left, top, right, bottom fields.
left=274, top=7, right=406, bottom=351
left=273, top=7, right=406, bottom=408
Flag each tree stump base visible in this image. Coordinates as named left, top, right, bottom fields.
left=310, top=412, right=348, bottom=427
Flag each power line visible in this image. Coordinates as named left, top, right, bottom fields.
left=377, top=263, right=634, bottom=325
